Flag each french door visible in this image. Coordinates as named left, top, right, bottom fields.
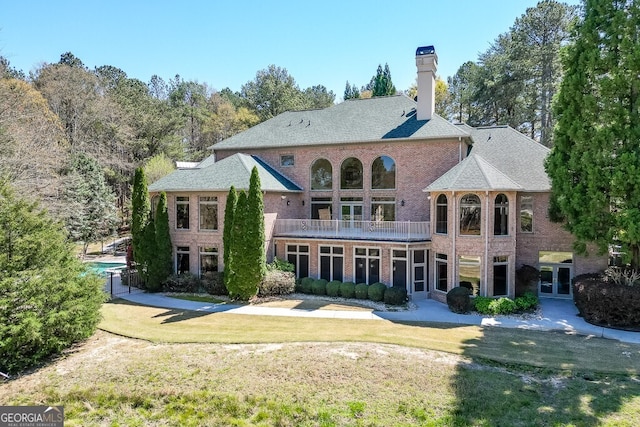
left=539, top=264, right=572, bottom=297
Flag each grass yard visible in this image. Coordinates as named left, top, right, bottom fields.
left=1, top=300, right=640, bottom=426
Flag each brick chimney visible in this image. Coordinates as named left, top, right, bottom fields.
left=415, top=46, right=438, bottom=121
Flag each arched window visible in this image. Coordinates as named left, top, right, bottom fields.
left=311, top=158, right=332, bottom=190
left=460, top=194, right=481, bottom=235
left=436, top=194, right=448, bottom=234
left=371, top=156, right=396, bottom=189
left=494, top=194, right=509, bottom=235
left=340, top=157, right=363, bottom=189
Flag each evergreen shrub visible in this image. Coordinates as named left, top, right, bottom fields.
left=447, top=286, right=472, bottom=313
left=368, top=282, right=387, bottom=302
left=384, top=287, right=408, bottom=305
left=355, top=283, right=369, bottom=299
left=300, top=277, right=315, bottom=294
left=326, top=280, right=342, bottom=297
left=312, top=279, right=328, bottom=296
left=340, top=282, right=356, bottom=299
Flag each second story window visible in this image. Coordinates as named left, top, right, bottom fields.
left=371, top=156, right=396, bottom=189
left=311, top=158, right=332, bottom=190
left=436, top=194, right=448, bottom=234
left=494, top=194, right=509, bottom=236
left=199, top=196, right=218, bottom=231
left=460, top=194, right=481, bottom=235
left=520, top=195, right=533, bottom=233
left=341, top=157, right=363, bottom=189
left=176, top=196, right=190, bottom=230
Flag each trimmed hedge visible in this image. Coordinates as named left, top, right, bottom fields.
left=574, top=274, right=640, bottom=328
left=340, top=282, right=356, bottom=299
left=202, top=271, right=226, bottom=295
left=473, top=293, right=539, bottom=315
left=312, top=279, right=328, bottom=296
left=368, top=282, right=387, bottom=302
left=384, top=286, right=408, bottom=305
left=355, top=283, right=369, bottom=299
left=299, top=277, right=315, bottom=294
left=327, top=280, right=341, bottom=297
left=163, top=273, right=201, bottom=293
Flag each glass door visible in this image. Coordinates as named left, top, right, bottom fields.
left=341, top=203, right=363, bottom=230
left=539, top=264, right=573, bottom=297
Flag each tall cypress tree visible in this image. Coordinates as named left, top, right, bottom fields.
left=546, top=0, right=640, bottom=269
left=226, top=190, right=248, bottom=299
left=223, top=186, right=237, bottom=280
left=149, top=191, right=172, bottom=289
left=131, top=167, right=150, bottom=267
left=246, top=166, right=266, bottom=284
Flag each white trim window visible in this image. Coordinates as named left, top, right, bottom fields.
left=176, top=196, right=190, bottom=230
left=319, top=245, right=344, bottom=282
left=199, top=196, right=218, bottom=231
left=199, top=246, right=219, bottom=276
left=354, top=247, right=381, bottom=284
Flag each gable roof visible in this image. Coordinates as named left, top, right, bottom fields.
left=148, top=153, right=303, bottom=193
left=425, top=125, right=551, bottom=192
left=211, top=95, right=469, bottom=151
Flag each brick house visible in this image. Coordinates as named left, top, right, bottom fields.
left=149, top=46, right=607, bottom=302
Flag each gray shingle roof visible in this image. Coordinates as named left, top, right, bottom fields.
left=425, top=126, right=551, bottom=192
left=211, top=95, right=469, bottom=151
left=425, top=153, right=523, bottom=191
left=148, top=153, right=303, bottom=193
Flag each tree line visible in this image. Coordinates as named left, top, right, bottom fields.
left=0, top=53, right=335, bottom=249
left=0, top=0, right=578, bottom=252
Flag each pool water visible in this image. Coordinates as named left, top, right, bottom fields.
left=87, top=262, right=127, bottom=275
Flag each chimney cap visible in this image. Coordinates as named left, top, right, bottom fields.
left=416, top=45, right=435, bottom=56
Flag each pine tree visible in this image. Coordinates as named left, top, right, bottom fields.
left=546, top=0, right=640, bottom=269
left=63, top=153, right=118, bottom=256
left=0, top=181, right=105, bottom=373
left=372, top=63, right=396, bottom=97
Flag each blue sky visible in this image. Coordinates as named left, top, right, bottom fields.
left=1, top=0, right=581, bottom=100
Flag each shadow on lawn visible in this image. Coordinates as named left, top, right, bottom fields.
left=152, top=308, right=213, bottom=324
left=450, top=327, right=640, bottom=426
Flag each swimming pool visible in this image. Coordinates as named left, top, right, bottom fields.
left=87, top=262, right=127, bottom=275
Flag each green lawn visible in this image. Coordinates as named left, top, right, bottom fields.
left=1, top=299, right=639, bottom=426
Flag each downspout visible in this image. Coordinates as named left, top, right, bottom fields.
left=484, top=190, right=489, bottom=297
left=452, top=191, right=457, bottom=290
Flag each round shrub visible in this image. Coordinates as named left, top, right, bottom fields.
left=299, top=277, right=315, bottom=294
left=312, top=279, right=328, bottom=296
left=574, top=273, right=640, bottom=328
left=340, top=281, right=356, bottom=299
left=447, top=286, right=472, bottom=313
left=384, top=286, right=408, bottom=305
left=355, top=283, right=369, bottom=299
left=368, top=282, right=387, bottom=302
left=326, top=280, right=342, bottom=297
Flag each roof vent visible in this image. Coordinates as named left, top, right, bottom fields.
left=416, top=45, right=435, bottom=56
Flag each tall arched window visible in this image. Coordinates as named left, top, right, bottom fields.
left=460, top=194, right=481, bottom=235
left=436, top=194, right=448, bottom=234
left=494, top=194, right=509, bottom=235
left=311, top=158, right=332, bottom=190
left=371, top=156, right=396, bottom=189
left=340, top=157, right=363, bottom=189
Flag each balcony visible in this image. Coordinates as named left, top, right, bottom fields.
left=274, top=219, right=431, bottom=242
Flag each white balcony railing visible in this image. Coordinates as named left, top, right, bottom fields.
left=274, top=219, right=430, bottom=241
